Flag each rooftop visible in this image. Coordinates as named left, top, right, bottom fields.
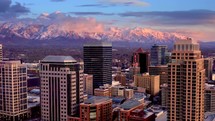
left=120, top=99, right=142, bottom=110
left=84, top=41, right=112, bottom=47
left=41, top=55, right=77, bottom=63
left=84, top=96, right=111, bottom=105
left=175, top=38, right=198, bottom=45
left=205, top=83, right=215, bottom=90
left=135, top=48, right=145, bottom=53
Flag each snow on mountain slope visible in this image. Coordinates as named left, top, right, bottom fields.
left=0, top=22, right=186, bottom=43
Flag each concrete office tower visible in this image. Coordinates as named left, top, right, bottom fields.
left=149, top=65, right=168, bottom=84
left=150, top=45, right=168, bottom=66
left=134, top=74, right=160, bottom=96
left=80, top=96, right=112, bottom=121
left=204, top=58, right=213, bottom=81
left=0, top=60, right=28, bottom=121
left=84, top=42, right=112, bottom=90
left=84, top=74, right=93, bottom=95
left=0, top=44, right=2, bottom=61
left=40, top=56, right=84, bottom=121
left=167, top=38, right=205, bottom=121
left=205, top=83, right=215, bottom=112
left=132, top=48, right=150, bottom=73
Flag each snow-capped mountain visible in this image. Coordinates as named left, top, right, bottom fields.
left=0, top=22, right=186, bottom=43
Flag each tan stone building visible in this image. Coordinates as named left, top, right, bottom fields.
left=134, top=74, right=160, bottom=96
left=167, top=39, right=205, bottom=121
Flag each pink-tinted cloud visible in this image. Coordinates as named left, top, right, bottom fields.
left=37, top=12, right=105, bottom=33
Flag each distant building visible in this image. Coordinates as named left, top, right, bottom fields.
left=205, top=84, right=215, bottom=112
left=167, top=39, right=205, bottom=121
left=0, top=60, right=28, bottom=121
left=94, top=85, right=111, bottom=97
left=132, top=48, right=150, bottom=73
left=84, top=74, right=93, bottom=95
left=80, top=96, right=112, bottom=121
left=40, top=56, right=84, bottom=120
left=129, top=67, right=140, bottom=79
left=111, top=86, right=125, bottom=97
left=114, top=73, right=127, bottom=86
left=204, top=58, right=214, bottom=80
left=150, top=45, right=168, bottom=66
left=149, top=65, right=168, bottom=84
left=119, top=100, right=144, bottom=121
left=124, top=89, right=134, bottom=99
left=84, top=42, right=112, bottom=91
left=134, top=74, right=160, bottom=96
left=0, top=44, right=2, bottom=61
left=160, top=84, right=168, bottom=108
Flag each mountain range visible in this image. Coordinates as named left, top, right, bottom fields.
left=0, top=22, right=187, bottom=44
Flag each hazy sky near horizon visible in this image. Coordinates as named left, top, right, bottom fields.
left=1, top=0, right=215, bottom=41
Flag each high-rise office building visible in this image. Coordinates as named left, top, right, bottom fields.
left=149, top=65, right=168, bottom=84
left=40, top=56, right=84, bottom=121
left=204, top=58, right=213, bottom=80
left=132, top=48, right=150, bottom=73
left=84, top=42, right=112, bottom=90
left=167, top=39, right=205, bottom=121
left=80, top=96, right=112, bottom=121
left=150, top=45, right=168, bottom=66
left=0, top=60, right=28, bottom=121
left=0, top=44, right=3, bottom=61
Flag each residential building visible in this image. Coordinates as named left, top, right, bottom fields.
left=167, top=38, right=205, bottom=121
left=0, top=60, right=28, bottom=121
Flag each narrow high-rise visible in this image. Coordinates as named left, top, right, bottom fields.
left=0, top=44, right=3, bottom=61
left=167, top=38, right=205, bottom=121
left=40, top=56, right=84, bottom=121
left=132, top=48, right=150, bottom=73
left=84, top=42, right=112, bottom=90
left=204, top=58, right=213, bottom=80
left=150, top=45, right=168, bottom=66
left=0, top=60, right=28, bottom=121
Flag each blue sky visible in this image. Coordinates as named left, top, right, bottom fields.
left=1, top=0, right=215, bottom=41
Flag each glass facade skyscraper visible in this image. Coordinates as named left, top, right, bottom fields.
left=151, top=45, right=168, bottom=66
left=84, top=42, right=112, bottom=90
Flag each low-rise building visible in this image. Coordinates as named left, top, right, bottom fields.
left=80, top=96, right=112, bottom=121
